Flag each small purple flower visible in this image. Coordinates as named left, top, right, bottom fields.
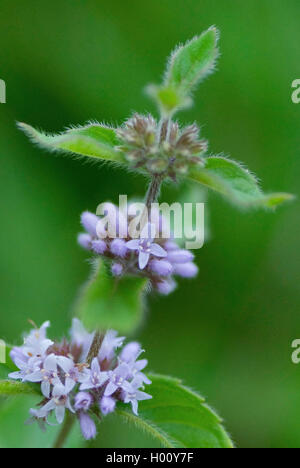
left=22, top=321, right=53, bottom=358
left=100, top=396, right=116, bottom=415
left=79, top=412, right=97, bottom=440
left=39, top=384, right=74, bottom=424
left=70, top=318, right=94, bottom=362
left=9, top=355, right=42, bottom=383
left=56, top=356, right=86, bottom=393
left=80, top=358, right=108, bottom=391
left=104, top=363, right=130, bottom=396
left=29, top=354, right=61, bottom=398
left=98, top=329, right=124, bottom=362
left=126, top=223, right=167, bottom=270
left=74, top=392, right=93, bottom=412
left=122, top=377, right=152, bottom=416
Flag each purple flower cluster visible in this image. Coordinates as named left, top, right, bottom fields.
left=78, top=207, right=198, bottom=295
left=9, top=320, right=152, bottom=440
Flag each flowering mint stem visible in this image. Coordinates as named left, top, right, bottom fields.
left=145, top=175, right=164, bottom=211
left=86, top=331, right=103, bottom=365
left=53, top=412, right=75, bottom=449
left=139, top=174, right=164, bottom=232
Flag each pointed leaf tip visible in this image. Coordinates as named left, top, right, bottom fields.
left=189, top=156, right=294, bottom=209
left=18, top=122, right=126, bottom=164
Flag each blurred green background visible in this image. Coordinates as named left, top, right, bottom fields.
left=0, top=0, right=299, bottom=448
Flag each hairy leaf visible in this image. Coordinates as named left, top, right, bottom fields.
left=165, top=27, right=219, bottom=96
left=18, top=122, right=125, bottom=164
left=116, top=374, right=233, bottom=448
left=75, top=259, right=148, bottom=333
left=189, top=156, right=294, bottom=209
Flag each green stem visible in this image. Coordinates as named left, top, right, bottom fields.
left=53, top=412, right=76, bottom=449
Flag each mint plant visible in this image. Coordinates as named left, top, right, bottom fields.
left=0, top=27, right=293, bottom=448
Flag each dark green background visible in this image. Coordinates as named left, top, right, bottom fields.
left=0, top=0, right=299, bottom=448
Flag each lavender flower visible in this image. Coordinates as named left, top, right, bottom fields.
left=78, top=203, right=199, bottom=295
left=74, top=392, right=93, bottom=412
left=9, top=320, right=152, bottom=441
left=28, top=354, right=61, bottom=398
left=122, top=376, right=152, bottom=416
left=126, top=223, right=167, bottom=269
left=38, top=384, right=75, bottom=424
left=80, top=358, right=108, bottom=391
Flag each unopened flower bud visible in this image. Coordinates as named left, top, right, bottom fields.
left=149, top=259, right=173, bottom=276
left=92, top=240, right=107, bottom=254
left=100, top=396, right=116, bottom=415
left=167, top=249, right=194, bottom=264
left=81, top=212, right=99, bottom=237
left=173, top=262, right=198, bottom=278
left=156, top=279, right=177, bottom=295
left=110, top=239, right=128, bottom=258
left=120, top=342, right=141, bottom=363
left=111, top=263, right=123, bottom=277
left=78, top=233, right=92, bottom=250
left=79, top=412, right=97, bottom=440
left=75, top=392, right=93, bottom=412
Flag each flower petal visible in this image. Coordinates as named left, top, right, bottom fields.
left=138, top=251, right=150, bottom=270
left=150, top=243, right=167, bottom=258
left=126, top=239, right=140, bottom=250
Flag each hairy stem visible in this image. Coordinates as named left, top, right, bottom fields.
left=145, top=174, right=164, bottom=211
left=86, top=331, right=103, bottom=365
left=140, top=175, right=164, bottom=231
left=53, top=412, right=76, bottom=449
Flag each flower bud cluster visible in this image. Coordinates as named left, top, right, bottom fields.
left=116, top=114, right=207, bottom=178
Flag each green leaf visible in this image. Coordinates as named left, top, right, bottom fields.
left=0, top=344, right=16, bottom=379
left=0, top=344, right=38, bottom=396
left=116, top=374, right=233, bottom=448
left=189, top=156, right=294, bottom=209
left=18, top=122, right=125, bottom=164
left=0, top=380, right=38, bottom=396
left=165, top=27, right=219, bottom=96
left=75, top=259, right=148, bottom=334
left=148, top=27, right=219, bottom=115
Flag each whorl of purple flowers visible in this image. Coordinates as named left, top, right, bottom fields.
left=78, top=205, right=198, bottom=296
left=9, top=320, right=151, bottom=440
